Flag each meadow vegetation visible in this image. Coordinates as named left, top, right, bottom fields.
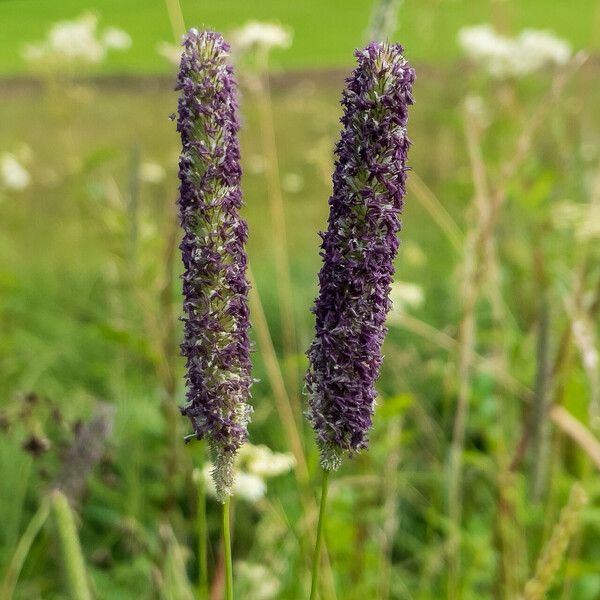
left=1, top=1, right=600, bottom=599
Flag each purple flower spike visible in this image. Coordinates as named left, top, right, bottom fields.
left=176, top=29, right=252, bottom=501
left=305, top=42, right=414, bottom=470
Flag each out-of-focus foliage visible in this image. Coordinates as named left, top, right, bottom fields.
left=1, top=2, right=600, bottom=599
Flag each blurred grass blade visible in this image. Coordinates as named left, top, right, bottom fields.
left=51, top=490, right=93, bottom=600
left=0, top=498, right=50, bottom=600
left=523, top=483, right=587, bottom=600
left=407, top=172, right=464, bottom=253
left=550, top=406, right=600, bottom=470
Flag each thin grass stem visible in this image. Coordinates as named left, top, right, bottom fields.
left=309, top=469, right=330, bottom=600
left=196, top=468, right=208, bottom=598
left=0, top=498, right=50, bottom=600
left=51, top=490, right=92, bottom=600
left=222, top=498, right=233, bottom=600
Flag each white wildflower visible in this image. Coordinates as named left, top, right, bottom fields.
left=230, top=21, right=292, bottom=53
left=518, top=29, right=571, bottom=68
left=390, top=281, right=425, bottom=313
left=240, top=444, right=296, bottom=478
left=236, top=562, right=280, bottom=600
left=139, top=162, right=166, bottom=184
left=458, top=25, right=516, bottom=78
left=234, top=472, right=267, bottom=502
left=101, top=27, right=132, bottom=50
left=48, top=13, right=105, bottom=63
left=1, top=153, right=31, bottom=190
left=200, top=443, right=293, bottom=503
left=458, top=24, right=572, bottom=78
left=22, top=13, right=131, bottom=66
left=157, top=41, right=182, bottom=65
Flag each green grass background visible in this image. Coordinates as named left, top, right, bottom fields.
left=0, top=0, right=599, bottom=75
left=2, top=1, right=600, bottom=598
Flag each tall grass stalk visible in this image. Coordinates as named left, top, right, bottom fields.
left=377, top=417, right=403, bottom=600
left=446, top=66, right=577, bottom=592
left=253, top=53, right=299, bottom=401
left=164, top=0, right=185, bottom=41
left=51, top=490, right=92, bottom=600
left=222, top=498, right=233, bottom=600
left=0, top=499, right=50, bottom=600
left=367, top=0, right=403, bottom=41
left=523, top=483, right=587, bottom=600
left=309, top=469, right=330, bottom=600
left=194, top=468, right=208, bottom=598
left=247, top=267, right=308, bottom=483
left=531, top=295, right=552, bottom=500
left=248, top=268, right=340, bottom=595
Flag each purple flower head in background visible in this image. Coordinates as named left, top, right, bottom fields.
left=176, top=29, right=252, bottom=501
left=305, top=42, right=414, bottom=470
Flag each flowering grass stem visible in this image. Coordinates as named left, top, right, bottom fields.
left=196, top=468, right=208, bottom=598
left=309, top=469, right=330, bottom=600
left=222, top=498, right=234, bottom=600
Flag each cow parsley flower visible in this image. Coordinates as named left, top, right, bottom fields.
left=101, top=27, right=132, bottom=51
left=1, top=153, right=31, bottom=190
left=305, top=42, right=415, bottom=470
left=22, top=13, right=131, bottom=66
left=229, top=21, right=292, bottom=53
left=199, top=443, right=294, bottom=502
left=458, top=24, right=572, bottom=78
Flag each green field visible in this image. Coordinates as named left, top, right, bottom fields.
left=0, top=0, right=599, bottom=74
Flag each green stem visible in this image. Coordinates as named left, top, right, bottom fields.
left=222, top=497, right=233, bottom=600
left=0, top=497, right=50, bottom=600
left=310, top=469, right=330, bottom=600
left=51, top=490, right=92, bottom=600
left=197, top=471, right=208, bottom=598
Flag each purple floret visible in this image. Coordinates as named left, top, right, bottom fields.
left=176, top=29, right=252, bottom=499
left=305, top=42, right=415, bottom=470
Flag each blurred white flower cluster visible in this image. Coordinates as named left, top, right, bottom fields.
left=236, top=562, right=280, bottom=600
left=1, top=152, right=31, bottom=191
left=22, top=13, right=131, bottom=66
left=157, top=22, right=292, bottom=67
left=390, top=281, right=425, bottom=313
left=199, top=443, right=295, bottom=502
left=229, top=21, right=292, bottom=53
left=458, top=24, right=571, bottom=78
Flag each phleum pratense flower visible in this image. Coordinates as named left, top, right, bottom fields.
left=305, top=42, right=414, bottom=470
left=176, top=29, right=252, bottom=501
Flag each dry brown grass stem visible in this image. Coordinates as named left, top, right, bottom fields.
left=446, top=61, right=583, bottom=595
left=523, top=483, right=587, bottom=600
left=550, top=406, right=600, bottom=471
left=254, top=64, right=299, bottom=399
left=247, top=266, right=308, bottom=483
left=389, top=312, right=531, bottom=398
left=164, top=0, right=186, bottom=41
left=407, top=172, right=464, bottom=253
